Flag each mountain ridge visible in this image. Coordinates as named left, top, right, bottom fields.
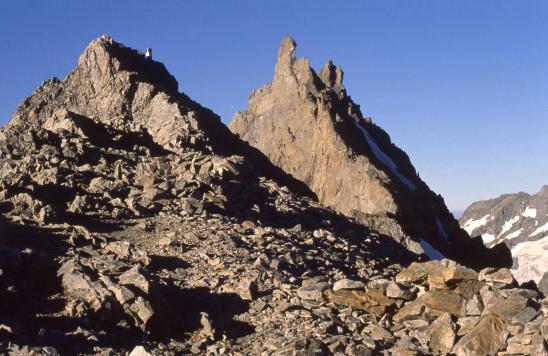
left=0, top=35, right=544, bottom=355
left=460, top=185, right=548, bottom=294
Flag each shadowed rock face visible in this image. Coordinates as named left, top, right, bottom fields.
left=230, top=36, right=511, bottom=268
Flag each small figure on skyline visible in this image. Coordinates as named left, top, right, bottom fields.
left=145, top=48, right=152, bottom=60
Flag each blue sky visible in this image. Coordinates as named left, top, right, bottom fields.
left=1, top=1, right=546, bottom=210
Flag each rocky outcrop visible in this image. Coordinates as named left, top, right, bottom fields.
left=460, top=185, right=548, bottom=293
left=323, top=259, right=547, bottom=355
left=230, top=36, right=510, bottom=268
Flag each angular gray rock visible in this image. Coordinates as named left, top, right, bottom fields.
left=333, top=279, right=365, bottom=291
left=427, top=313, right=455, bottom=353
left=128, top=346, right=153, bottom=356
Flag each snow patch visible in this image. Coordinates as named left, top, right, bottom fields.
left=522, top=207, right=537, bottom=218
left=530, top=221, right=548, bottom=237
left=463, top=214, right=491, bottom=235
left=420, top=239, right=445, bottom=260
left=511, top=236, right=548, bottom=284
left=504, top=229, right=523, bottom=240
left=498, top=216, right=520, bottom=237
left=356, top=122, right=418, bottom=192
left=435, top=216, right=450, bottom=244
left=481, top=233, right=496, bottom=245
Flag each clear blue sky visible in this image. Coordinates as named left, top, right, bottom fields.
left=1, top=1, right=546, bottom=210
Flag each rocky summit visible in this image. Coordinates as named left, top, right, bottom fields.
left=461, top=185, right=548, bottom=294
left=230, top=36, right=510, bottom=269
left=0, top=35, right=546, bottom=355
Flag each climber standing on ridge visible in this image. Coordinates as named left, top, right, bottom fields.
left=145, top=48, right=152, bottom=60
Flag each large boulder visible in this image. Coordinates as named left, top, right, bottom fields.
left=452, top=313, right=506, bottom=356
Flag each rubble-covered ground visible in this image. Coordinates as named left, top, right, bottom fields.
left=0, top=112, right=546, bottom=355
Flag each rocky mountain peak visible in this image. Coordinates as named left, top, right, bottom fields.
left=230, top=36, right=511, bottom=268
left=274, top=37, right=344, bottom=95
left=77, top=34, right=178, bottom=94
left=272, top=37, right=323, bottom=96
left=4, top=35, right=218, bottom=157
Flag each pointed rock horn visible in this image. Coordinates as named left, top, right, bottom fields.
left=275, top=36, right=297, bottom=79
left=278, top=36, right=296, bottom=63
left=319, top=60, right=344, bottom=89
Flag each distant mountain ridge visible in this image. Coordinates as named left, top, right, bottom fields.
left=460, top=185, right=548, bottom=293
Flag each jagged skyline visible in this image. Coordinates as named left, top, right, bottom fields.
left=0, top=1, right=546, bottom=210
left=0, top=12, right=546, bottom=354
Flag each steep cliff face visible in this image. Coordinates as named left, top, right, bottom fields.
left=461, top=186, right=548, bottom=293
left=230, top=36, right=510, bottom=268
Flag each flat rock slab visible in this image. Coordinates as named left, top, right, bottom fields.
left=417, top=289, right=463, bottom=317
left=452, top=313, right=505, bottom=356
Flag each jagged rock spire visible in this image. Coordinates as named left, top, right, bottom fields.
left=274, top=35, right=297, bottom=80
left=230, top=36, right=512, bottom=269
left=319, top=60, right=344, bottom=92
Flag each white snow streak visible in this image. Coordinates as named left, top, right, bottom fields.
left=463, top=214, right=491, bottom=235
left=435, top=216, right=450, bottom=244
left=522, top=207, right=537, bottom=218
left=355, top=122, right=418, bottom=192
left=511, top=236, right=548, bottom=284
left=498, top=216, right=520, bottom=237
left=420, top=239, right=445, bottom=260
left=530, top=221, right=548, bottom=237
left=481, top=233, right=496, bottom=245
left=504, top=229, right=523, bottom=240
